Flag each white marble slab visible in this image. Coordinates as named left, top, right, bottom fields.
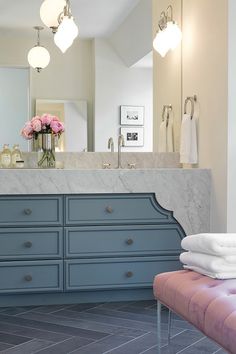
left=0, top=168, right=211, bottom=235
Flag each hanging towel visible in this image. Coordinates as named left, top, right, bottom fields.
left=180, top=251, right=236, bottom=273
left=167, top=113, right=174, bottom=152
left=181, top=233, right=236, bottom=256
left=180, top=114, right=198, bottom=164
left=183, top=265, right=236, bottom=279
left=158, top=121, right=167, bottom=152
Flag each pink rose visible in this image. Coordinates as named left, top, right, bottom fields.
left=41, top=114, right=53, bottom=126
left=51, top=115, right=59, bottom=122
left=50, top=120, right=65, bottom=134
left=31, top=118, right=42, bottom=132
left=21, top=122, right=34, bottom=140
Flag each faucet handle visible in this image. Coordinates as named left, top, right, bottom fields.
left=128, top=163, right=136, bottom=169
left=103, top=163, right=111, bottom=169
left=118, top=134, right=125, bottom=147
left=108, top=137, right=114, bottom=152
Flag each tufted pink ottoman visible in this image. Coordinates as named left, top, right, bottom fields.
left=153, top=270, right=236, bottom=353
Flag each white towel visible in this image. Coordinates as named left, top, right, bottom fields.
left=167, top=114, right=174, bottom=152
left=181, top=233, right=236, bottom=256
left=183, top=265, right=236, bottom=279
left=180, top=251, right=236, bottom=273
left=158, top=121, right=167, bottom=152
left=180, top=114, right=198, bottom=164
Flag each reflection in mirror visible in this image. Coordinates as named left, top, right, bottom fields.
left=0, top=67, right=30, bottom=151
left=35, top=99, right=87, bottom=152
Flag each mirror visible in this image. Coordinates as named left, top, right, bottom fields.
left=0, top=0, right=182, bottom=153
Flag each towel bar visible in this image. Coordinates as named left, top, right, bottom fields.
left=184, top=95, right=197, bottom=119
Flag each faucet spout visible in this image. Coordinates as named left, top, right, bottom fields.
left=118, top=134, right=124, bottom=169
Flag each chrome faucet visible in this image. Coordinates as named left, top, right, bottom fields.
left=117, top=134, right=124, bottom=169
left=108, top=137, right=114, bottom=152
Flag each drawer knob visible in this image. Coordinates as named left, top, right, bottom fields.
left=24, top=274, right=32, bottom=282
left=24, top=241, right=33, bottom=248
left=24, top=208, right=32, bottom=215
left=126, top=239, right=134, bottom=245
left=126, top=271, right=133, bottom=278
left=105, top=206, right=113, bottom=214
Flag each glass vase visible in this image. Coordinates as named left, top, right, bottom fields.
left=37, top=133, right=56, bottom=168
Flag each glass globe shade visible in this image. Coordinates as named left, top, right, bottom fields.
left=59, top=16, right=79, bottom=41
left=54, top=29, right=74, bottom=53
left=40, top=0, right=66, bottom=29
left=166, top=22, right=182, bottom=50
left=153, top=30, right=169, bottom=57
left=27, top=46, right=50, bottom=71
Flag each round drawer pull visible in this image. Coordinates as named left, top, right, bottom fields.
left=24, top=274, right=32, bottom=282
left=126, top=239, right=134, bottom=245
left=24, top=241, right=33, bottom=248
left=24, top=209, right=32, bottom=215
left=126, top=271, right=133, bottom=278
left=105, top=206, right=113, bottom=214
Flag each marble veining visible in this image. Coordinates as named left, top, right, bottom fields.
left=0, top=168, right=211, bottom=235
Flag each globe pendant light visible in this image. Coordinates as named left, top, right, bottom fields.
left=27, top=27, right=50, bottom=73
left=54, top=0, right=79, bottom=53
left=40, top=0, right=66, bottom=33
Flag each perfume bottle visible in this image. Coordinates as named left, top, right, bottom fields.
left=11, top=144, right=22, bottom=168
left=1, top=144, right=11, bottom=168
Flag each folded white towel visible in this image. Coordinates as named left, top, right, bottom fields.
left=167, top=114, right=174, bottom=153
left=180, top=114, right=198, bottom=164
left=180, top=251, right=236, bottom=273
left=181, top=233, right=236, bottom=256
left=183, top=265, right=236, bottom=279
left=158, top=121, right=167, bottom=152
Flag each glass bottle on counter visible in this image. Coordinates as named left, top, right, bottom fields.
left=0, top=144, right=11, bottom=168
left=11, top=144, right=22, bottom=168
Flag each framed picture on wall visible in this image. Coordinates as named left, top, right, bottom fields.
left=120, top=105, right=144, bottom=126
left=121, top=127, right=144, bottom=147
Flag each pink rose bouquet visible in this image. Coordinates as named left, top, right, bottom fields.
left=21, top=114, right=64, bottom=140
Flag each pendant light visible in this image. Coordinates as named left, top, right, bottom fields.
left=54, top=0, right=79, bottom=53
left=40, top=0, right=66, bottom=33
left=27, top=27, right=50, bottom=73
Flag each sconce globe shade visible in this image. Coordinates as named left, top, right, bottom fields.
left=166, top=22, right=182, bottom=50
left=153, top=30, right=169, bottom=57
left=54, top=29, right=74, bottom=53
left=40, top=0, right=66, bottom=29
left=27, top=45, right=50, bottom=70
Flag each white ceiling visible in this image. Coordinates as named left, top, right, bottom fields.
left=0, top=0, right=140, bottom=38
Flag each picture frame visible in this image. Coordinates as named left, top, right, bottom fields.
left=120, top=105, right=144, bottom=126
left=121, top=127, right=144, bottom=147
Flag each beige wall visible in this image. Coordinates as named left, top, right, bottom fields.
left=182, top=0, right=228, bottom=232
left=0, top=32, right=94, bottom=151
left=153, top=0, right=182, bottom=152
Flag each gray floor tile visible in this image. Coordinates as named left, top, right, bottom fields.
left=0, top=332, right=32, bottom=345
left=0, top=341, right=13, bottom=351
left=177, top=337, right=222, bottom=353
left=0, top=314, right=109, bottom=340
left=33, top=336, right=94, bottom=354
left=0, top=307, right=36, bottom=316
left=32, top=305, right=71, bottom=314
left=2, top=339, right=54, bottom=354
left=68, top=334, right=134, bottom=354
left=68, top=303, right=104, bottom=313
left=104, top=332, right=158, bottom=354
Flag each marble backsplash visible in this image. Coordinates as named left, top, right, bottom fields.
left=21, top=152, right=181, bottom=169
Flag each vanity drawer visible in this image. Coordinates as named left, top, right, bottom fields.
left=65, top=225, right=184, bottom=258
left=0, top=261, right=63, bottom=294
left=0, top=228, right=63, bottom=260
left=0, top=196, right=63, bottom=226
left=65, top=257, right=181, bottom=291
left=65, top=194, right=171, bottom=225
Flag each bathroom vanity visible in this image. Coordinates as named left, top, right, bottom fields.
left=0, top=167, right=211, bottom=306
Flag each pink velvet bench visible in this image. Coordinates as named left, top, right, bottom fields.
left=153, top=270, right=236, bottom=354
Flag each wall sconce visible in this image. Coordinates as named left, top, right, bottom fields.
left=40, top=0, right=78, bottom=53
left=27, top=26, right=50, bottom=73
left=54, top=0, right=79, bottom=53
left=153, top=5, right=182, bottom=57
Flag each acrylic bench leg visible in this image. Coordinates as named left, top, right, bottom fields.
left=157, top=300, right=161, bottom=354
left=167, top=309, right=172, bottom=344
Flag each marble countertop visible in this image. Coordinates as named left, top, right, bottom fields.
left=0, top=168, right=211, bottom=235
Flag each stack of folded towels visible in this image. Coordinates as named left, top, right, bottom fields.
left=180, top=233, right=236, bottom=279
